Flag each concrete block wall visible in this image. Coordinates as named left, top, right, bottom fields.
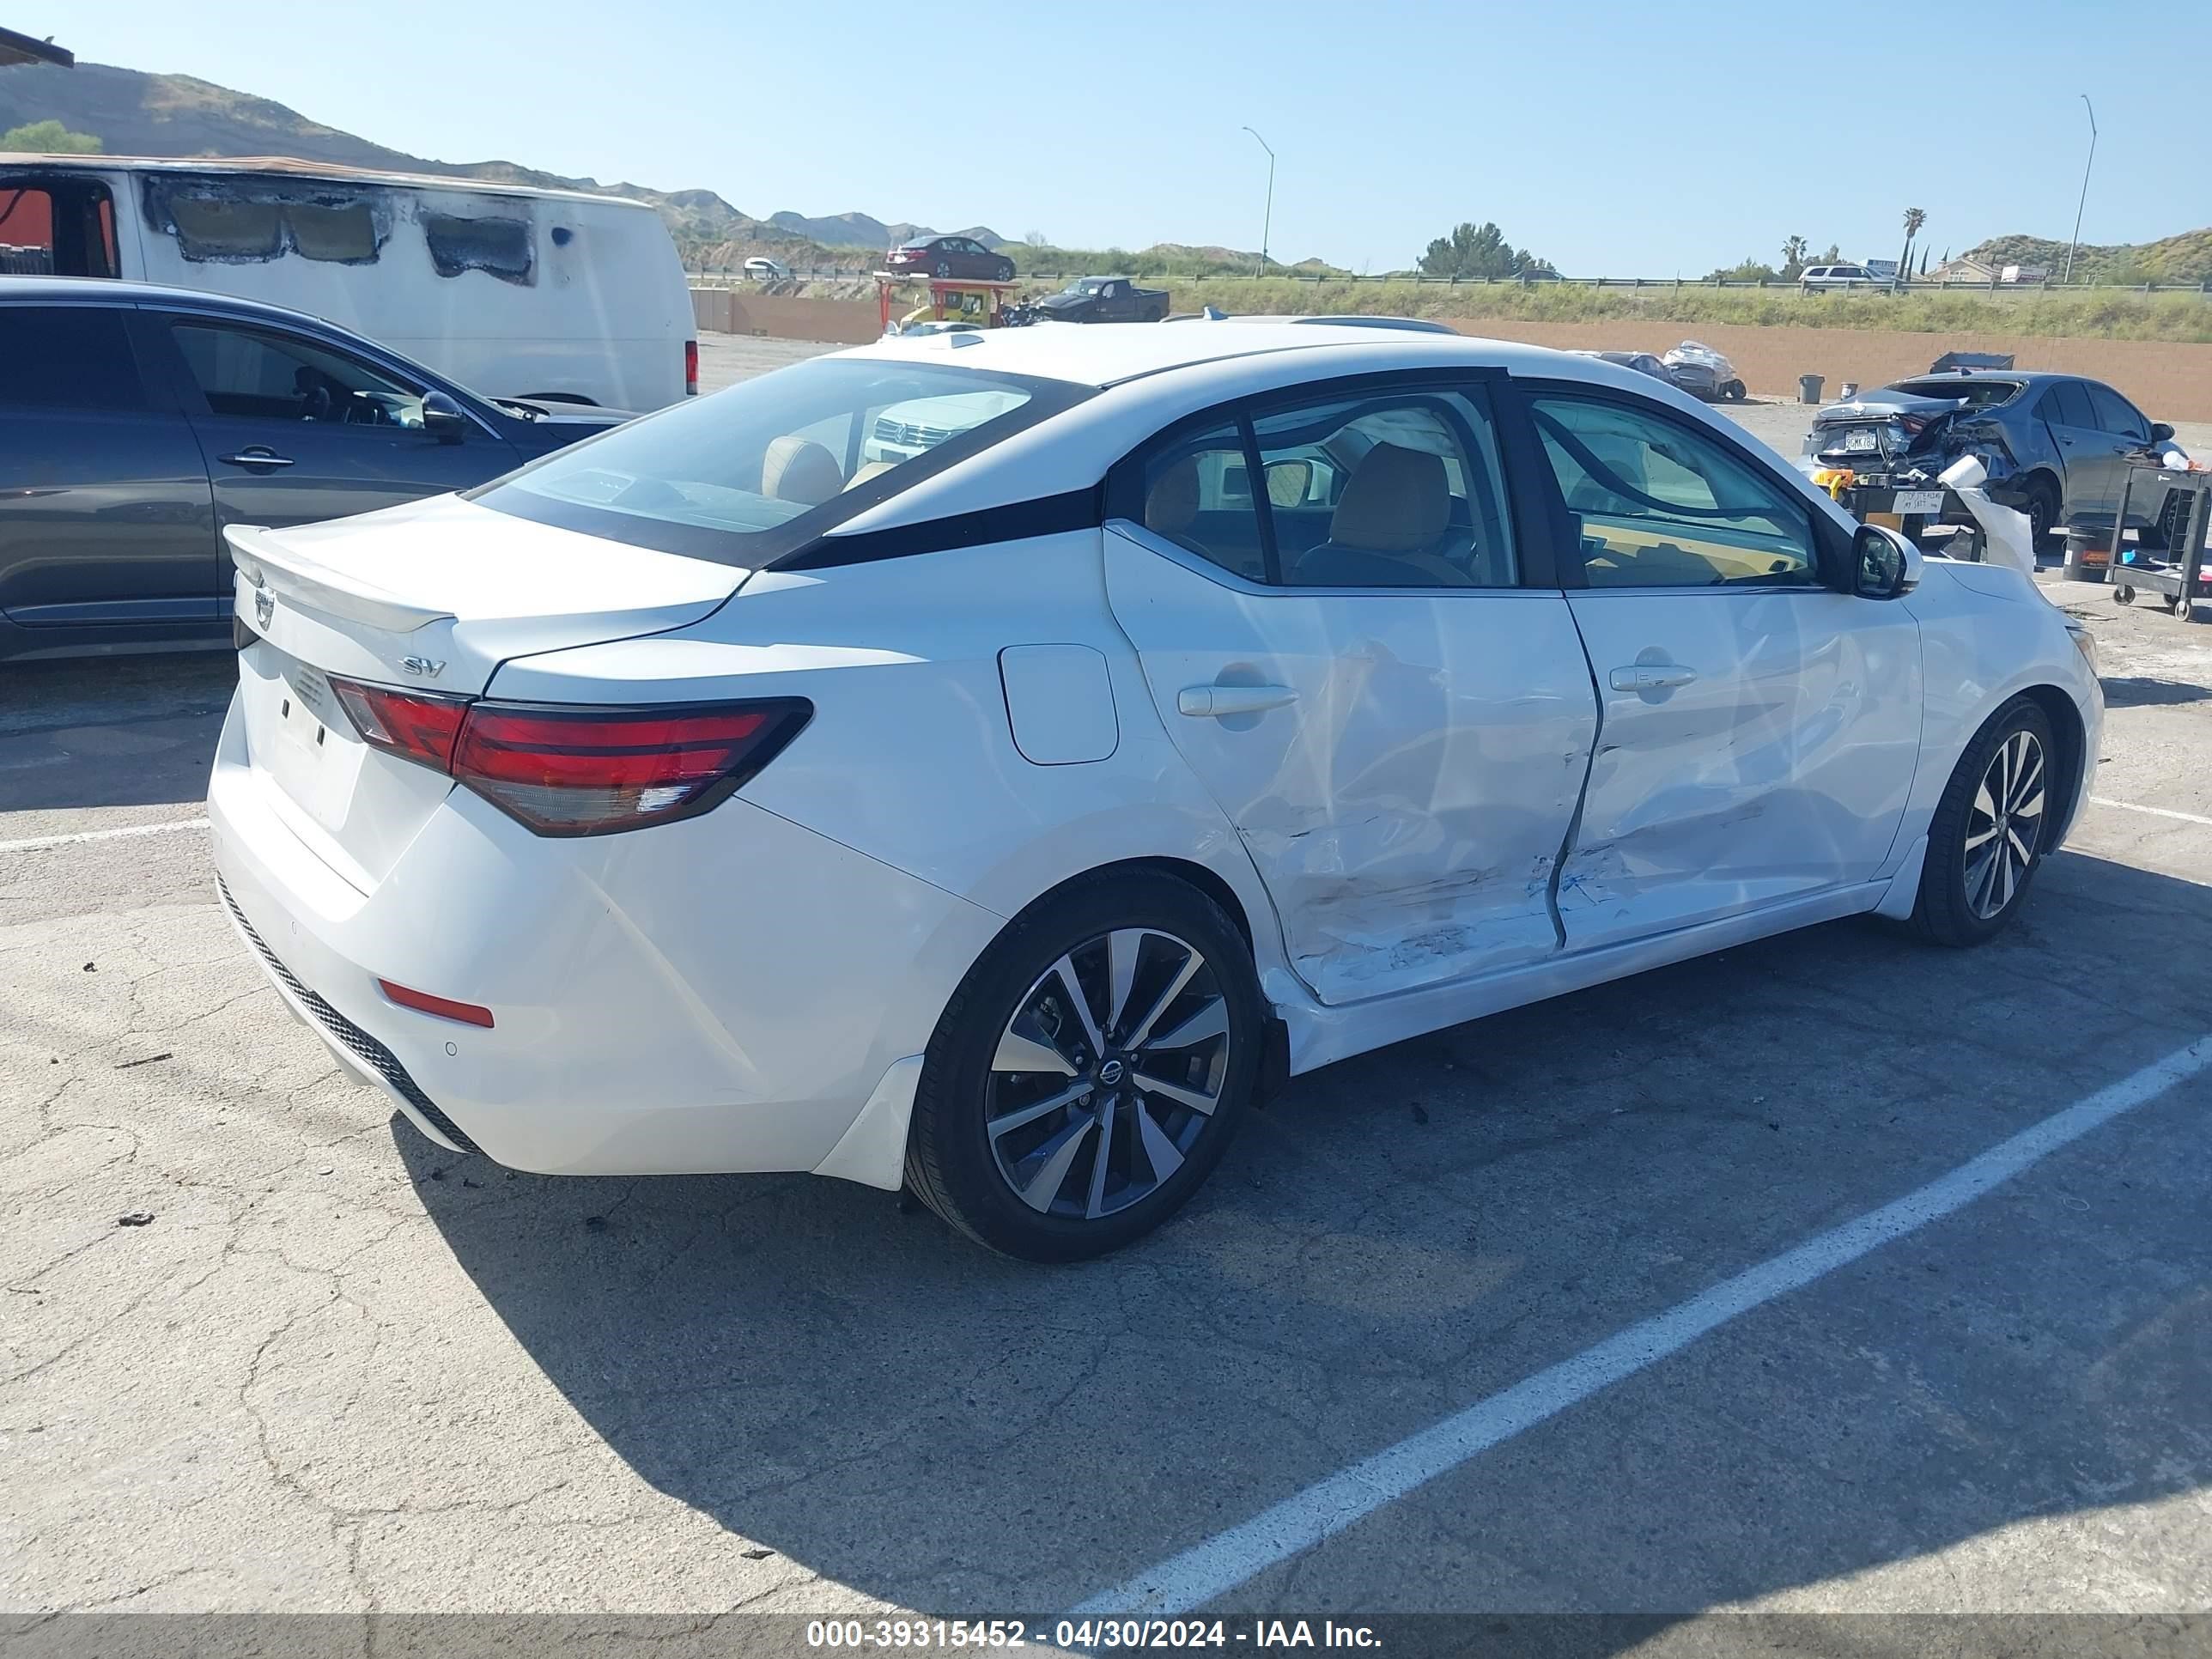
left=688, top=289, right=2212, bottom=421
left=1439, top=318, right=2212, bottom=421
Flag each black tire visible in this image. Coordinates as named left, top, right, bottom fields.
left=994, top=258, right=1015, bottom=283
left=2114, top=585, right=2135, bottom=605
left=1910, top=696, right=2057, bottom=947
left=2024, top=477, right=2060, bottom=552
left=1722, top=380, right=1747, bottom=402
left=904, top=871, right=1263, bottom=1261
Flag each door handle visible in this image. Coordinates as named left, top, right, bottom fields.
left=1177, top=684, right=1297, bottom=718
left=217, top=448, right=295, bottom=469
left=1609, top=664, right=1697, bottom=693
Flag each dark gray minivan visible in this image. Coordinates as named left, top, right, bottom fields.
left=0, top=279, right=626, bottom=662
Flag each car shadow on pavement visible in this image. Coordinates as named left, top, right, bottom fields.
left=0, top=655, right=236, bottom=813
left=398, top=848, right=2212, bottom=1624
left=2100, top=675, right=2212, bottom=709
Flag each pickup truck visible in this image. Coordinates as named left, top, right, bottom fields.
left=1023, top=275, right=1170, bottom=324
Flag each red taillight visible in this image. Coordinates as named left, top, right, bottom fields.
left=378, top=979, right=495, bottom=1028
left=684, top=338, right=699, bottom=397
left=330, top=678, right=469, bottom=769
left=327, top=678, right=811, bottom=837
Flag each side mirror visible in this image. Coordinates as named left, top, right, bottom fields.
left=1263, top=459, right=1313, bottom=507
left=2150, top=422, right=2175, bottom=443
left=1854, top=523, right=1921, bottom=599
left=422, top=391, right=468, bottom=445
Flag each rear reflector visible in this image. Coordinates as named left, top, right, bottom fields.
left=378, top=979, right=495, bottom=1028
left=684, top=338, right=699, bottom=397
left=326, top=676, right=811, bottom=837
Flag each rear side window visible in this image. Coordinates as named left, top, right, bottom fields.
left=1529, top=395, right=1817, bottom=588
left=1143, top=423, right=1263, bottom=581
left=473, top=356, right=1091, bottom=567
left=2085, top=383, right=2148, bottom=441
left=2041, top=382, right=2097, bottom=428
left=0, top=306, right=146, bottom=411
left=1254, top=389, right=1516, bottom=587
left=1133, top=381, right=1518, bottom=590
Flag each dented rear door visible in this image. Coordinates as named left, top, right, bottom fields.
left=1104, top=523, right=1596, bottom=1006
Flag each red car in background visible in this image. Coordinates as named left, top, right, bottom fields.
left=884, top=235, right=1015, bottom=282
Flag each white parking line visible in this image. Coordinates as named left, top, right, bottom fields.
left=0, top=816, right=211, bottom=855
left=2091, top=796, right=2212, bottom=829
left=1073, top=1035, right=2212, bottom=1617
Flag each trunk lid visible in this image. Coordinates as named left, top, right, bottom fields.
left=227, top=494, right=745, bottom=891
left=1806, top=392, right=1965, bottom=469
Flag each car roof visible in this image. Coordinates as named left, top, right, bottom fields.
left=0, top=275, right=344, bottom=333
left=817, top=319, right=1855, bottom=549
left=849, top=318, right=1584, bottom=388
left=0, top=152, right=657, bottom=210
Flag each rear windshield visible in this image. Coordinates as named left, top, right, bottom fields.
left=471, top=356, right=1091, bottom=566
left=1886, top=378, right=2022, bottom=410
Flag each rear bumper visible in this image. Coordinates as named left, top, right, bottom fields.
left=207, top=697, right=1003, bottom=1180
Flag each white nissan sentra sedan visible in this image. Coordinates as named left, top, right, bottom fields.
left=210, top=322, right=2102, bottom=1261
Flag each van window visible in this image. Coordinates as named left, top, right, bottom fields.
left=423, top=213, right=532, bottom=284
left=0, top=179, right=119, bottom=276
left=288, top=203, right=379, bottom=263
left=473, top=356, right=1092, bottom=566
left=169, top=196, right=283, bottom=260
left=140, top=174, right=391, bottom=267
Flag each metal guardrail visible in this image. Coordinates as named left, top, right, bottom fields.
left=685, top=265, right=2212, bottom=295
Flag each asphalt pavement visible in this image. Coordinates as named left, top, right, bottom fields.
left=3, top=368, right=2209, bottom=1650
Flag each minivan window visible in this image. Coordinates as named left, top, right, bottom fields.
left=172, top=322, right=424, bottom=426
left=472, top=356, right=1092, bottom=566
left=0, top=307, right=146, bottom=410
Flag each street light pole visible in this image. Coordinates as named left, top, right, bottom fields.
left=1242, top=126, right=1274, bottom=277
left=2063, top=94, right=2096, bottom=284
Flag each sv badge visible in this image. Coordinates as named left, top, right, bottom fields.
left=398, top=656, right=447, bottom=678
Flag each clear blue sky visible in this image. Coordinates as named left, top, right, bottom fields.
left=19, top=0, right=2206, bottom=272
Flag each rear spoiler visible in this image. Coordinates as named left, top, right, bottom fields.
left=225, top=525, right=455, bottom=635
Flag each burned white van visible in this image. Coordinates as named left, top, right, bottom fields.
left=0, top=155, right=696, bottom=408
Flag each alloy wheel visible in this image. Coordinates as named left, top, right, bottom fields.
left=985, top=928, right=1231, bottom=1219
left=1963, top=729, right=2045, bottom=920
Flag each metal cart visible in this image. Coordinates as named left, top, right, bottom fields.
left=2110, top=467, right=2212, bottom=623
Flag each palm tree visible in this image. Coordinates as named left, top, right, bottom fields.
left=1898, top=208, right=1928, bottom=289
left=1780, top=234, right=1809, bottom=278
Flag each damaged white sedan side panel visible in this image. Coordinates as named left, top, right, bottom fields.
left=1105, top=525, right=1599, bottom=1006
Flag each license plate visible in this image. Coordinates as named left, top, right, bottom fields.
left=1893, top=490, right=1945, bottom=515
left=1843, top=430, right=1879, bottom=453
